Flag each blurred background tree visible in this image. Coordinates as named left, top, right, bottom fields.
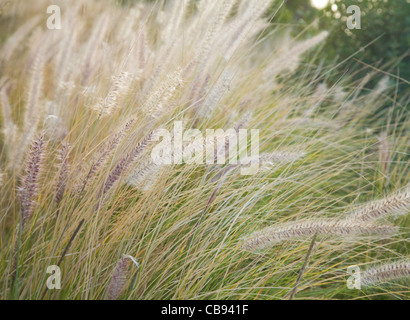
left=272, top=0, right=409, bottom=96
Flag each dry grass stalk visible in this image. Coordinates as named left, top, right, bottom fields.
left=55, top=142, right=71, bottom=206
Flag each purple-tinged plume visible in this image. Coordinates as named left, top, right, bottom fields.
left=18, top=134, right=46, bottom=229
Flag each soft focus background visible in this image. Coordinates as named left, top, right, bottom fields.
left=0, top=0, right=408, bottom=300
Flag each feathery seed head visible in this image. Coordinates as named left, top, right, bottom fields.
left=346, top=186, right=410, bottom=222
left=243, top=219, right=398, bottom=251
left=361, top=261, right=410, bottom=287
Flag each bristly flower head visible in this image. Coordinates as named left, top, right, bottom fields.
left=346, top=186, right=410, bottom=222
left=55, top=142, right=71, bottom=206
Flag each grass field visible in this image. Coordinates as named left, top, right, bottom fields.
left=0, top=0, right=409, bottom=300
